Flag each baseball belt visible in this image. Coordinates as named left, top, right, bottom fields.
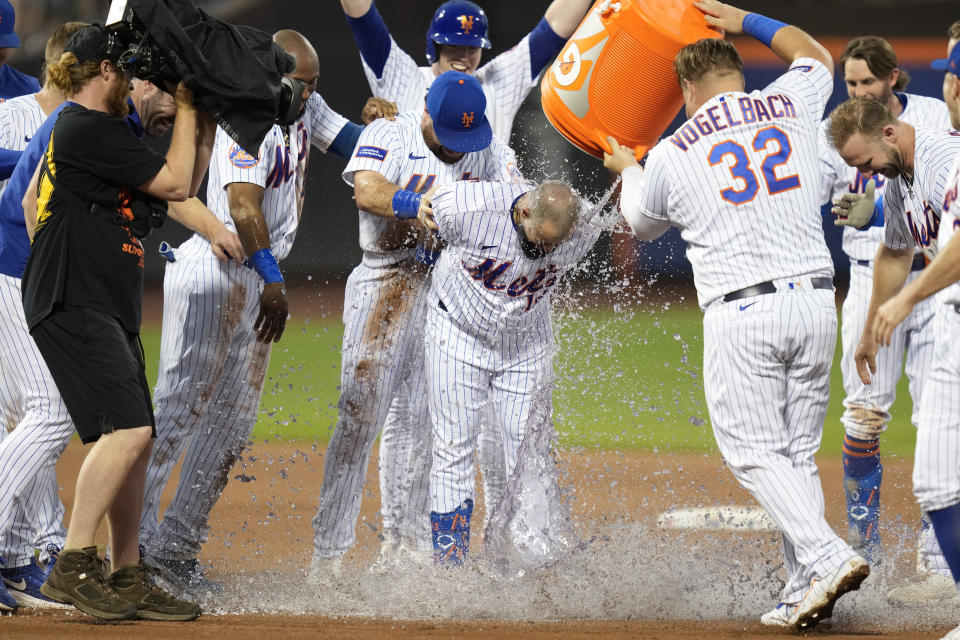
left=723, top=277, right=833, bottom=303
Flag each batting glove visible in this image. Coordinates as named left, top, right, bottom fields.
left=832, top=179, right=877, bottom=229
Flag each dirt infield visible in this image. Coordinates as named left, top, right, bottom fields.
left=2, top=440, right=956, bottom=639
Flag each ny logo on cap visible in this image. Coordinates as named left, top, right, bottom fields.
left=461, top=112, right=475, bottom=128
left=458, top=15, right=474, bottom=33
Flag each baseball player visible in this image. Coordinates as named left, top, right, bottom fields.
left=138, top=30, right=385, bottom=595
left=0, top=22, right=84, bottom=612
left=309, top=71, right=520, bottom=581
left=827, top=98, right=960, bottom=607
left=340, top=0, right=590, bottom=555
left=818, top=35, right=954, bottom=600
left=605, top=1, right=868, bottom=630
left=867, top=38, right=960, bottom=640
left=0, top=52, right=242, bottom=617
left=420, top=178, right=610, bottom=566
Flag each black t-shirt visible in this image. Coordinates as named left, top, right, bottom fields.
left=21, top=104, right=166, bottom=333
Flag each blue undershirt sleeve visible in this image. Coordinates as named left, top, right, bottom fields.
left=0, top=147, right=23, bottom=181
left=328, top=122, right=364, bottom=159
left=345, top=2, right=393, bottom=79
left=527, top=17, right=567, bottom=80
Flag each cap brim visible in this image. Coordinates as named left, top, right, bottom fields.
left=433, top=120, right=492, bottom=152
left=931, top=58, right=950, bottom=71
left=0, top=32, right=20, bottom=48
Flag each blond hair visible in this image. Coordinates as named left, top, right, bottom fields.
left=826, top=96, right=896, bottom=150
left=45, top=52, right=103, bottom=97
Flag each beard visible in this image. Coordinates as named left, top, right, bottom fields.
left=517, top=222, right=547, bottom=260
left=880, top=146, right=903, bottom=179
left=106, top=75, right=132, bottom=119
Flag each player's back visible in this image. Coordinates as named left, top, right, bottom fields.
left=647, top=58, right=834, bottom=308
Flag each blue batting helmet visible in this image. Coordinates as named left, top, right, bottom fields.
left=425, top=0, right=492, bottom=64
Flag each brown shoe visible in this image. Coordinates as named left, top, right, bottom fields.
left=39, top=546, right=136, bottom=620
left=109, top=564, right=201, bottom=621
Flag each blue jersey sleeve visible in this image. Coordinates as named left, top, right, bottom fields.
left=345, top=2, right=393, bottom=79
left=527, top=17, right=566, bottom=80
left=0, top=146, right=22, bottom=180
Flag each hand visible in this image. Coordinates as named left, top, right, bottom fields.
left=853, top=329, right=879, bottom=385
left=174, top=81, right=195, bottom=111
left=209, top=228, right=244, bottom=266
left=361, top=97, right=398, bottom=124
left=693, top=0, right=746, bottom=35
left=255, top=282, right=288, bottom=343
left=418, top=184, right=439, bottom=231
left=833, top=179, right=876, bottom=228
left=603, top=136, right=640, bottom=174
left=874, top=292, right=914, bottom=347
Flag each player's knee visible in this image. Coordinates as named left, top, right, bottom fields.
left=842, top=406, right=889, bottom=440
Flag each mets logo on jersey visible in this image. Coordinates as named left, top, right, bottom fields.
left=462, top=259, right=560, bottom=312
left=906, top=201, right=940, bottom=249
left=229, top=144, right=259, bottom=168
left=461, top=112, right=475, bottom=128
left=458, top=15, right=474, bottom=33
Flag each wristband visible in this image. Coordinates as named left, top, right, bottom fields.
left=415, top=244, right=440, bottom=266
left=742, top=13, right=787, bottom=47
left=392, top=189, right=422, bottom=219
left=249, top=248, right=284, bottom=284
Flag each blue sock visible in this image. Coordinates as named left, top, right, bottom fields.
left=927, top=503, right=960, bottom=585
left=843, top=435, right=880, bottom=477
left=431, top=499, right=474, bottom=566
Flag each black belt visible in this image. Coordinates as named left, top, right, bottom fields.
left=854, top=254, right=926, bottom=271
left=723, top=277, right=833, bottom=303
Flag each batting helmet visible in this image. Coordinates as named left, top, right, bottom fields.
left=425, top=0, right=492, bottom=64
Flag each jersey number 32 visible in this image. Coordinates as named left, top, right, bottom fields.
left=708, top=126, right=799, bottom=205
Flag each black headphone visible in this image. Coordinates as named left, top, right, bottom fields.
left=276, top=76, right=307, bottom=126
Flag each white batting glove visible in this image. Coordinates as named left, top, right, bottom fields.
left=832, top=179, right=877, bottom=229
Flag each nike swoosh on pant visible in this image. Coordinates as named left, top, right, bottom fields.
left=3, top=577, right=27, bottom=590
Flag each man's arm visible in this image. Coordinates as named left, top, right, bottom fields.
left=855, top=244, right=914, bottom=384
left=353, top=169, right=432, bottom=221
left=694, top=0, right=832, bottom=74
left=603, top=136, right=671, bottom=241
left=138, top=83, right=198, bottom=202
left=341, top=0, right=371, bottom=18
left=167, top=197, right=244, bottom=265
left=226, top=182, right=288, bottom=343
left=22, top=161, right=40, bottom=242
left=543, top=0, right=592, bottom=38
left=189, top=112, right=217, bottom=198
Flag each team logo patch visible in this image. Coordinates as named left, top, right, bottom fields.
left=229, top=144, right=259, bottom=168
left=355, top=145, right=389, bottom=161
left=461, top=112, right=474, bottom=128
left=458, top=15, right=474, bottom=33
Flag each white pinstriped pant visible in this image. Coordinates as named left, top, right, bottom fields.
left=914, top=305, right=960, bottom=513
left=0, top=273, right=68, bottom=567
left=312, top=260, right=433, bottom=557
left=141, top=237, right=272, bottom=560
left=841, top=262, right=947, bottom=573
left=840, top=262, right=935, bottom=438
left=704, top=282, right=855, bottom=605
left=425, top=301, right=570, bottom=566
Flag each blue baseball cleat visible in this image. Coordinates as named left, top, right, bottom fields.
left=431, top=499, right=474, bottom=566
left=844, top=464, right=882, bottom=563
left=1, top=557, right=70, bottom=609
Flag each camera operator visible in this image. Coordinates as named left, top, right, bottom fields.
left=19, top=25, right=206, bottom=621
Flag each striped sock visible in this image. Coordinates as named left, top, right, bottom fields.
left=843, top=435, right=880, bottom=478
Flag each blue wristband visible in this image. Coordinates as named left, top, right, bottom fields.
left=249, top=248, right=284, bottom=284
left=415, top=244, right=440, bottom=266
left=742, top=13, right=787, bottom=47
left=392, top=189, right=422, bottom=219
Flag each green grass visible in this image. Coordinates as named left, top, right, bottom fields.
left=139, top=303, right=918, bottom=457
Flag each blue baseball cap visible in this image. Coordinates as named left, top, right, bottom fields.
left=931, top=41, right=960, bottom=77
left=0, top=0, right=20, bottom=48
left=425, top=71, right=491, bottom=152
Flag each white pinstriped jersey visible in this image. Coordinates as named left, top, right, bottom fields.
left=819, top=93, right=951, bottom=261
left=882, top=126, right=960, bottom=262
left=0, top=94, right=44, bottom=193
left=636, top=57, right=834, bottom=308
left=342, top=111, right=519, bottom=263
left=927, top=153, right=960, bottom=305
left=430, top=180, right=607, bottom=337
left=205, top=92, right=347, bottom=261
left=361, top=35, right=535, bottom=142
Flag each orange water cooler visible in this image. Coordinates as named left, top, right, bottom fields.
left=541, top=0, right=719, bottom=159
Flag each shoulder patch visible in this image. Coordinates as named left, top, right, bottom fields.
left=788, top=64, right=814, bottom=73
left=355, top=145, right=389, bottom=161
left=229, top=144, right=259, bottom=168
